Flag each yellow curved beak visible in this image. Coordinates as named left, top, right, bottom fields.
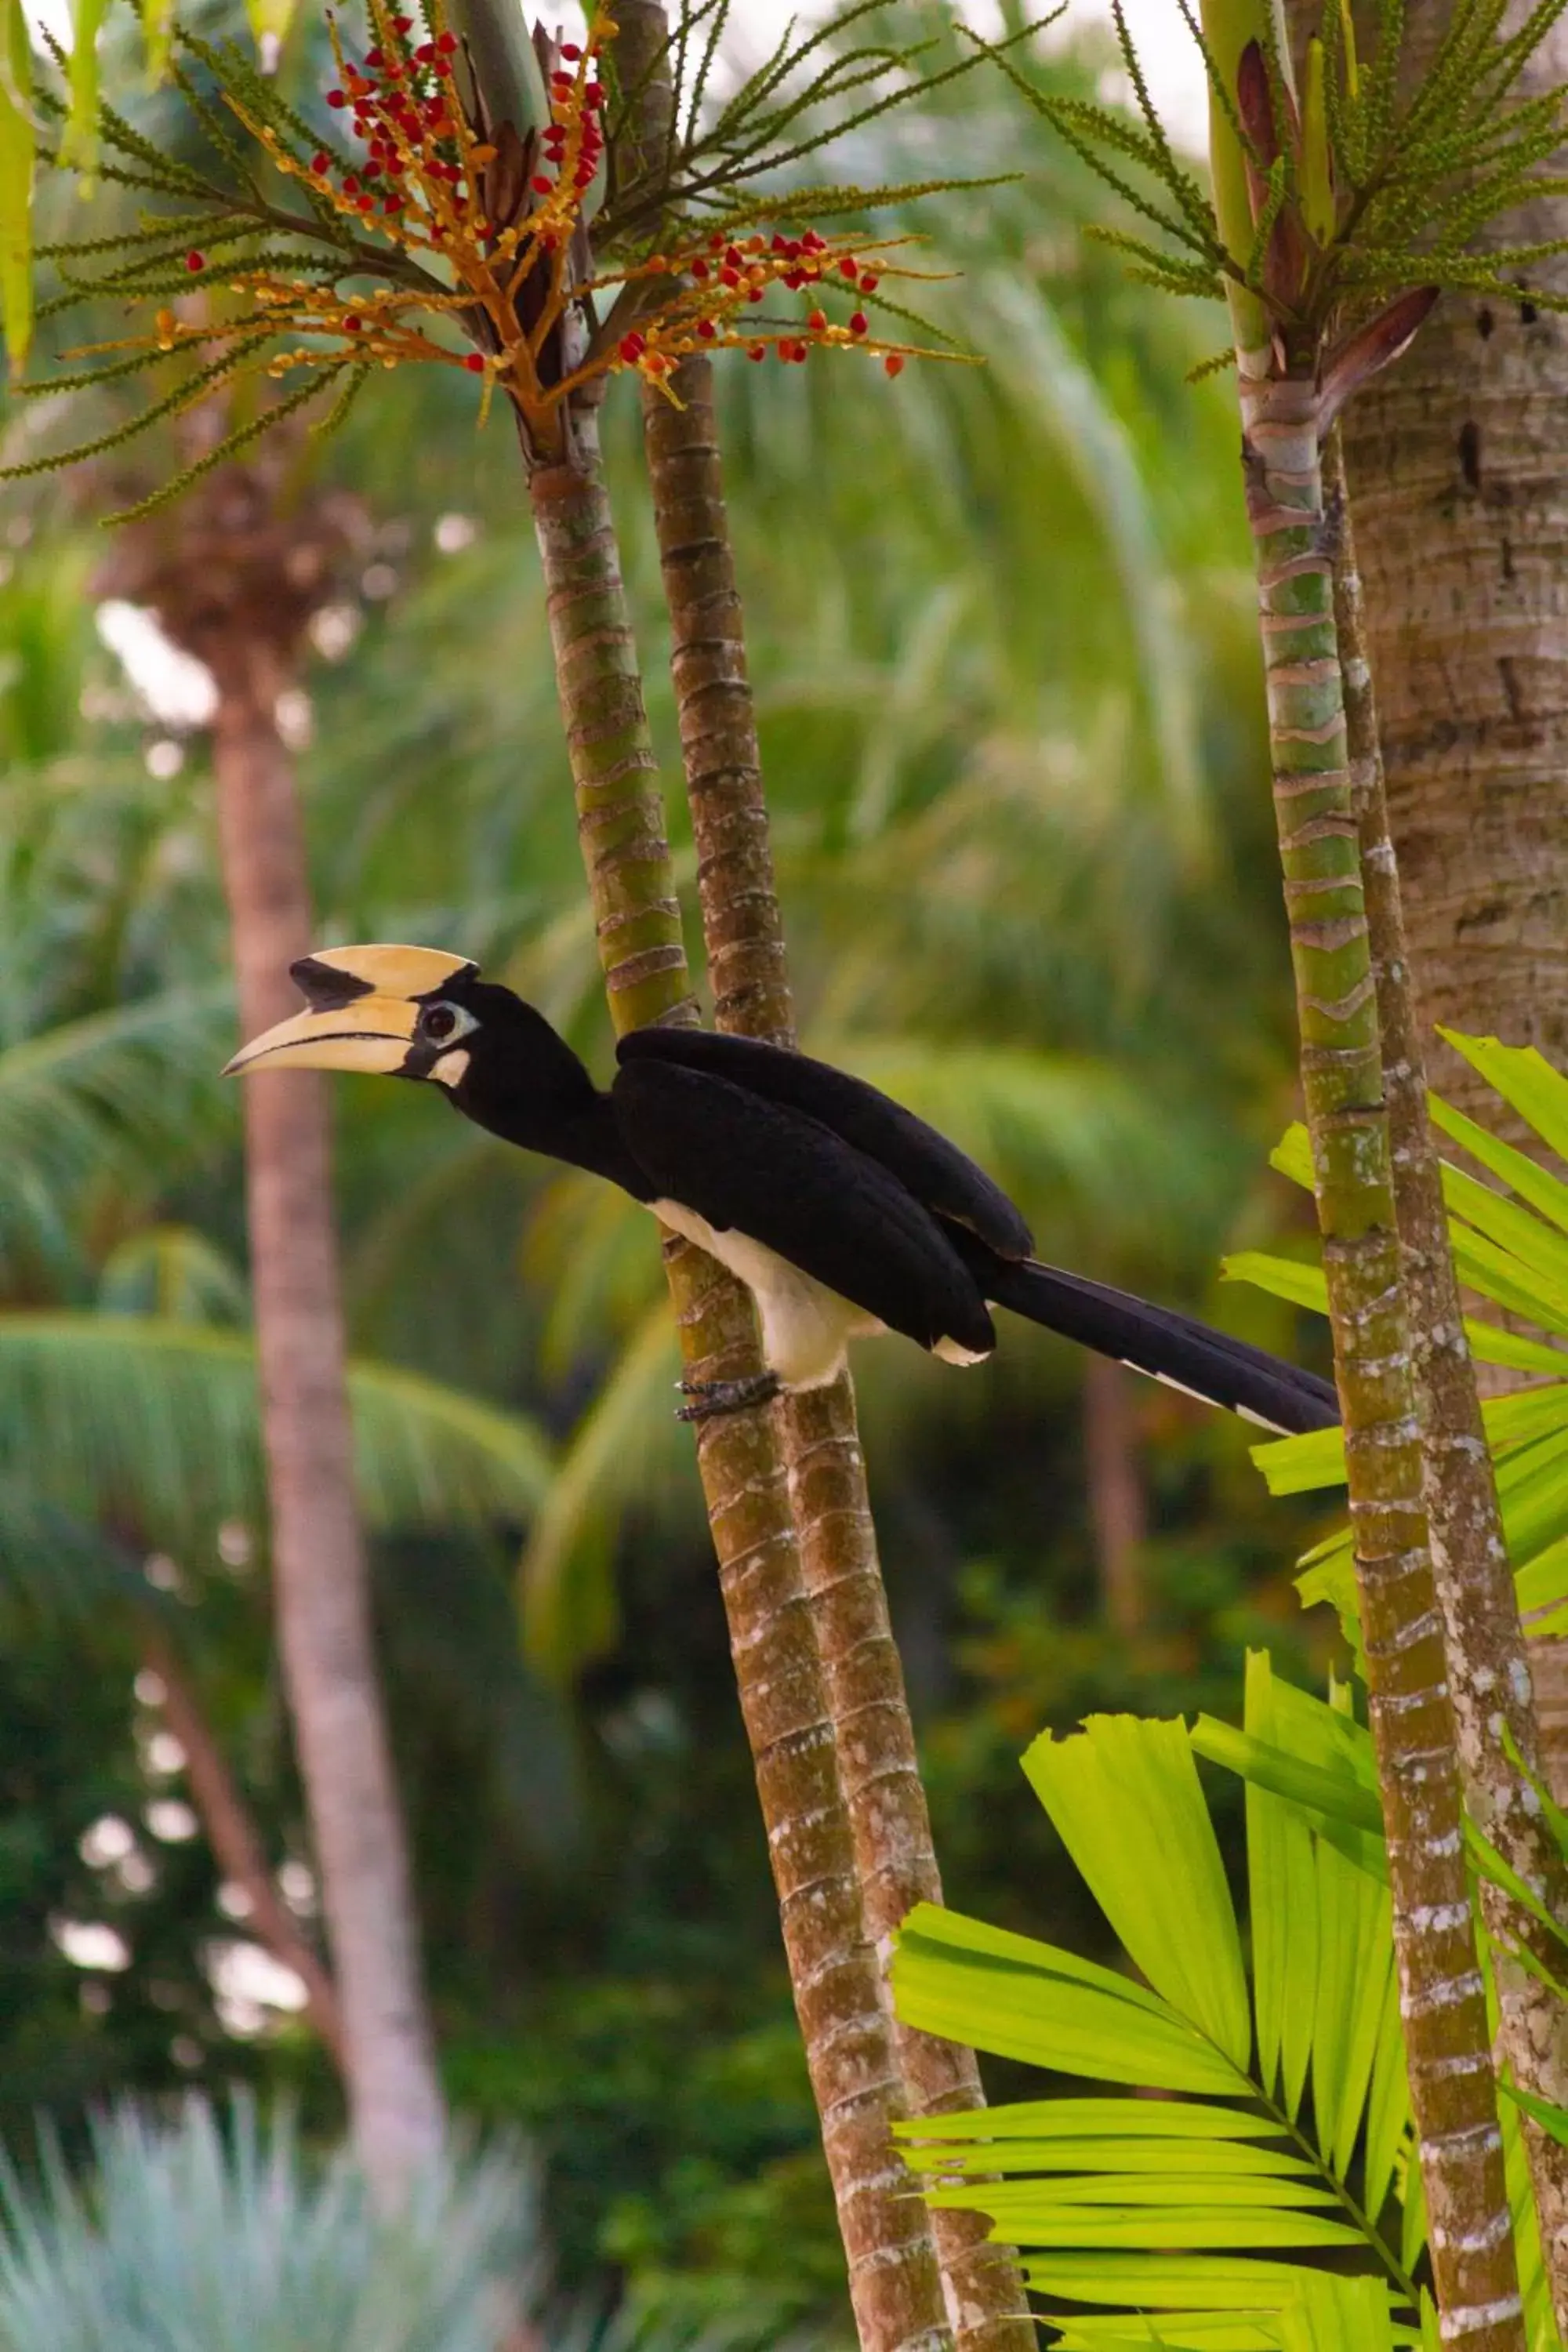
left=222, top=997, right=419, bottom=1078
left=222, top=942, right=477, bottom=1079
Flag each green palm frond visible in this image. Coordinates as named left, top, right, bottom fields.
left=518, top=1299, right=691, bottom=1681
left=0, top=1312, right=552, bottom=1547
left=96, top=1224, right=248, bottom=1323
left=891, top=1662, right=1425, bottom=2338
left=1221, top=1032, right=1568, bottom=1645
left=0, top=2094, right=537, bottom=2352
left=0, top=985, right=233, bottom=1267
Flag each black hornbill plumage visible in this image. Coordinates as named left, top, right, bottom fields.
left=226, top=945, right=1341, bottom=1436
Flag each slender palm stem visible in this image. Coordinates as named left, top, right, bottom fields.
left=1242, top=366, right=1519, bottom=2350
left=99, top=456, right=447, bottom=2205
left=1327, top=427, right=1568, bottom=2325
left=527, top=411, right=951, bottom=2352
left=642, top=347, right=1035, bottom=2352
left=142, top=1625, right=345, bottom=2067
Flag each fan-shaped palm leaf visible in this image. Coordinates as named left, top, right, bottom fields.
left=1221, top=1033, right=1568, bottom=1644
left=890, top=1661, right=1432, bottom=2339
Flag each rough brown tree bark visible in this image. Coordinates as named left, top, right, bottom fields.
left=1328, top=431, right=1568, bottom=2324
left=1333, top=10, right=1568, bottom=1781
left=99, top=462, right=446, bottom=2198
left=642, top=347, right=1035, bottom=2352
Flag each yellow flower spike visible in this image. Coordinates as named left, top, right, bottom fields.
left=1302, top=36, right=1335, bottom=245
left=1338, top=0, right=1359, bottom=98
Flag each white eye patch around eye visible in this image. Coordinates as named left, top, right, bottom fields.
left=427, top=1046, right=472, bottom=1088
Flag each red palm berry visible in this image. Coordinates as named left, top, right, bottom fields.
left=720, top=267, right=739, bottom=289
left=619, top=331, right=647, bottom=359
left=746, top=343, right=765, bottom=361
left=884, top=354, right=904, bottom=377
left=696, top=318, right=716, bottom=339
left=531, top=174, right=553, bottom=194
left=691, top=258, right=709, bottom=279
left=849, top=310, right=867, bottom=334
left=436, top=30, right=458, bottom=51
left=344, top=314, right=362, bottom=331
left=328, top=87, right=347, bottom=106
left=783, top=270, right=804, bottom=289
left=808, top=309, right=826, bottom=330
left=747, top=286, right=764, bottom=303
left=383, top=193, right=402, bottom=212
left=465, top=353, right=485, bottom=372
left=365, top=47, right=384, bottom=67
left=859, top=273, right=879, bottom=292
left=708, top=233, right=725, bottom=250
left=561, top=40, right=582, bottom=57
left=801, top=229, right=825, bottom=252
left=840, top=256, right=858, bottom=279
left=416, top=40, right=434, bottom=60
left=185, top=250, right=204, bottom=271
left=584, top=80, right=604, bottom=101
left=311, top=151, right=330, bottom=172
left=343, top=174, right=359, bottom=192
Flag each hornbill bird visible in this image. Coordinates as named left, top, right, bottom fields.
left=226, top=944, right=1341, bottom=1437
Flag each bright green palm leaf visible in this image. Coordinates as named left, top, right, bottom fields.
left=891, top=1904, right=1254, bottom=2095
left=1240, top=1653, right=1319, bottom=2116
left=1022, top=1717, right=1250, bottom=2071
left=893, top=1687, right=1421, bottom=2337
left=1440, top=1031, right=1568, bottom=1166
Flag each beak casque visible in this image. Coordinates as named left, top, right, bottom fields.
left=222, top=943, right=477, bottom=1079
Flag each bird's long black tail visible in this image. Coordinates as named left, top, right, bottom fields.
left=984, top=1256, right=1340, bottom=1436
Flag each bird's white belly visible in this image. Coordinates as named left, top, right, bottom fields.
left=650, top=1198, right=880, bottom=1388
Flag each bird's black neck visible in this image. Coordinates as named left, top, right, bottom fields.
left=444, top=988, right=652, bottom=1198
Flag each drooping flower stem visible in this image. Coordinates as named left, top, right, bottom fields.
left=1327, top=427, right=1568, bottom=2325
left=1243, top=367, right=1520, bottom=2349
left=527, top=408, right=952, bottom=2352
left=641, top=346, right=1035, bottom=2352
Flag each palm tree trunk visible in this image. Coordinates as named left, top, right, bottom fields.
left=1333, top=13, right=1568, bottom=1788
left=641, top=349, right=1034, bottom=2352
left=1327, top=427, right=1568, bottom=2327
left=528, top=416, right=952, bottom=2352
left=209, top=627, right=445, bottom=2198
left=140, top=1625, right=345, bottom=2066
left=1240, top=366, right=1520, bottom=2348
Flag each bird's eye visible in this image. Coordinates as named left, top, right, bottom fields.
left=422, top=1003, right=460, bottom=1042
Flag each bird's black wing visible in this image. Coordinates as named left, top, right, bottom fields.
left=612, top=1057, right=996, bottom=1356
left=615, top=1026, right=1033, bottom=1258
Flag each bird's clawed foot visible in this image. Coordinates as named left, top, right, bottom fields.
left=675, top=1370, right=782, bottom=1422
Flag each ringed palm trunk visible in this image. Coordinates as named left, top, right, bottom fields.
left=526, top=407, right=951, bottom=2352
left=641, top=350, right=1034, bottom=2352
left=1239, top=363, right=1520, bottom=2348
left=209, top=629, right=445, bottom=2196
left=1327, top=430, right=1568, bottom=2323
left=100, top=463, right=445, bottom=2201
left=1332, top=16, right=1568, bottom=1792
